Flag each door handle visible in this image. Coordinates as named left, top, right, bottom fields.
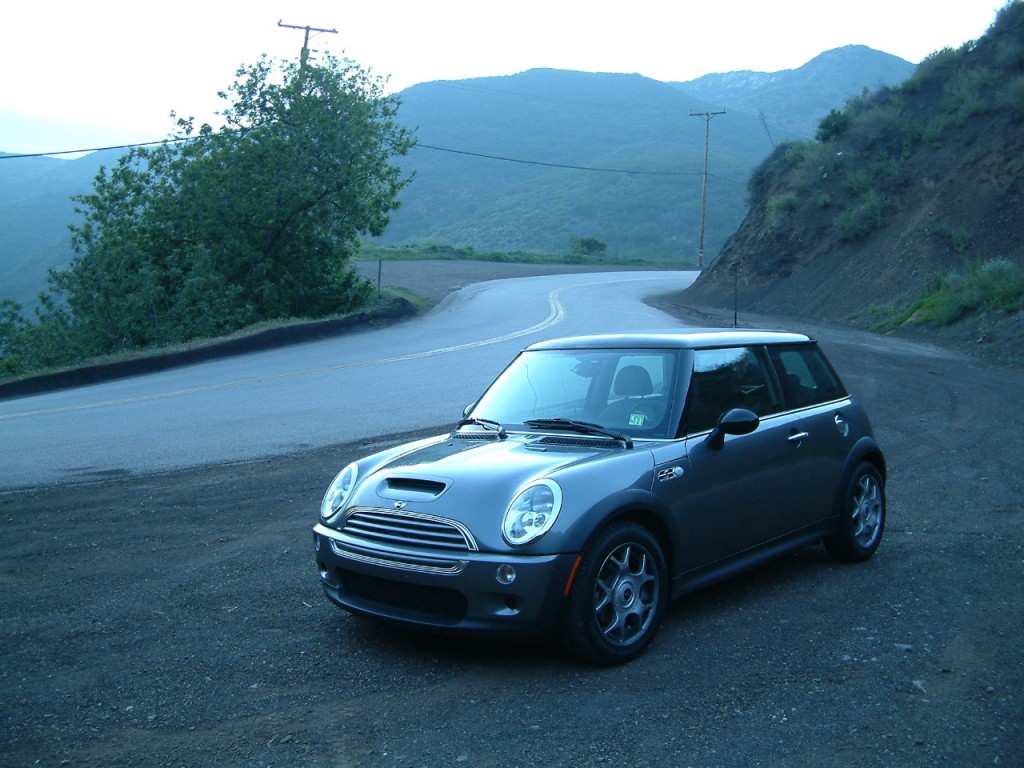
left=834, top=412, right=850, bottom=437
left=788, top=431, right=810, bottom=444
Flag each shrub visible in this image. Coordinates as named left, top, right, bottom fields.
left=909, top=259, right=1024, bottom=325
left=922, top=115, right=950, bottom=147
left=944, top=68, right=996, bottom=125
left=842, top=170, right=874, bottom=198
left=746, top=141, right=808, bottom=203
left=836, top=189, right=883, bottom=242
left=904, top=47, right=961, bottom=92
left=995, top=37, right=1024, bottom=71
left=816, top=108, right=850, bottom=142
left=974, top=258, right=1024, bottom=311
left=934, top=224, right=973, bottom=254
left=1005, top=74, right=1024, bottom=118
left=766, top=192, right=799, bottom=226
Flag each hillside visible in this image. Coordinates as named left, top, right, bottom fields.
left=379, top=49, right=913, bottom=259
left=676, top=2, right=1024, bottom=364
left=0, top=47, right=912, bottom=310
left=380, top=69, right=768, bottom=259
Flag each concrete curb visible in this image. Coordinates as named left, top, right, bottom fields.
left=0, top=297, right=417, bottom=401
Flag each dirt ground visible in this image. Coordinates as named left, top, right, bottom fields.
left=1, top=262, right=1021, bottom=767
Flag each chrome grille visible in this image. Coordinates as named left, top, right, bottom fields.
left=328, top=542, right=466, bottom=574
left=341, top=508, right=478, bottom=552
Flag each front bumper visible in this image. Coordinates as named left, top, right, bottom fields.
left=313, top=523, right=578, bottom=636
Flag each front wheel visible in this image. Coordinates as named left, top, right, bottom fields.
left=824, top=462, right=885, bottom=562
left=560, top=521, right=668, bottom=665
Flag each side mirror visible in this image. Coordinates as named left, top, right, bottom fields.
left=463, top=403, right=476, bottom=418
left=705, top=408, right=759, bottom=450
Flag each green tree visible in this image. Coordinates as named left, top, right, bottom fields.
left=569, top=236, right=608, bottom=259
left=52, top=53, right=415, bottom=354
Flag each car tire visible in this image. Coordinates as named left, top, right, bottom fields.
left=824, top=462, right=886, bottom=563
left=559, top=521, right=668, bottom=665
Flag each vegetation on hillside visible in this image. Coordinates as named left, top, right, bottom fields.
left=0, top=54, right=414, bottom=378
left=358, top=238, right=673, bottom=267
left=687, top=0, right=1023, bottom=354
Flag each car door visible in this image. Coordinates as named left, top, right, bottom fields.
left=769, top=343, right=856, bottom=521
left=653, top=346, right=818, bottom=572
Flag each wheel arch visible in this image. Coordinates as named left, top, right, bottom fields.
left=576, top=497, right=675, bottom=579
left=831, top=438, right=887, bottom=518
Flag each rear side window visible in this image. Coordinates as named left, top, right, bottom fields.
left=769, top=344, right=847, bottom=408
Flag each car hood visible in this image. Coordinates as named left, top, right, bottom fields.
left=347, top=432, right=650, bottom=549
left=365, top=433, right=613, bottom=501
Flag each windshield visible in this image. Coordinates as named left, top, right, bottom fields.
left=469, top=348, right=682, bottom=439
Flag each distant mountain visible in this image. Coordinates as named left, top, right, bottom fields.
left=0, top=47, right=914, bottom=309
left=671, top=45, right=916, bottom=140
left=0, top=149, right=122, bottom=310
left=380, top=68, right=771, bottom=260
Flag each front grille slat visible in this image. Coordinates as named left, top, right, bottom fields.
left=341, top=508, right=477, bottom=552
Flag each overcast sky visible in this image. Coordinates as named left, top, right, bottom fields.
left=0, top=0, right=1004, bottom=155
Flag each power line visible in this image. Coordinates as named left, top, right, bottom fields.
left=414, top=143, right=707, bottom=177
left=0, top=137, right=744, bottom=184
left=0, top=137, right=192, bottom=160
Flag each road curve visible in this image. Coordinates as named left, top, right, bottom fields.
left=0, top=271, right=698, bottom=489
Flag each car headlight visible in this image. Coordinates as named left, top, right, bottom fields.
left=321, top=462, right=359, bottom=522
left=502, top=479, right=562, bottom=546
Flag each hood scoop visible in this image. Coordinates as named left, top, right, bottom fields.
left=378, top=476, right=449, bottom=501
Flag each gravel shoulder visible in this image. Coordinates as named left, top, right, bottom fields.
left=1, top=262, right=1021, bottom=767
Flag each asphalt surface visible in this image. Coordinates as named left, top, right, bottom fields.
left=1, top=281, right=1022, bottom=767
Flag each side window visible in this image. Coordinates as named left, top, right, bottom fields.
left=684, top=346, right=781, bottom=434
left=770, top=344, right=847, bottom=408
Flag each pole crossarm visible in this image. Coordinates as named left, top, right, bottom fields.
left=278, top=20, right=338, bottom=67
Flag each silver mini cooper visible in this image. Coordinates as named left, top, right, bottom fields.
left=314, top=330, right=886, bottom=664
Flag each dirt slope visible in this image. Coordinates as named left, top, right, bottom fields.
left=674, top=5, right=1024, bottom=367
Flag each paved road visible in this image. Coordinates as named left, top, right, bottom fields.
left=1, top=273, right=1021, bottom=767
left=0, top=271, right=697, bottom=489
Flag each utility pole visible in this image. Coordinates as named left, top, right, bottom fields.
left=277, top=20, right=337, bottom=71
left=690, top=109, right=725, bottom=269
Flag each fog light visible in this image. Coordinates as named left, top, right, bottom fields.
left=496, top=564, right=517, bottom=585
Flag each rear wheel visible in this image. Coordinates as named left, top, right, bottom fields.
left=824, top=462, right=885, bottom=562
left=560, top=521, right=668, bottom=665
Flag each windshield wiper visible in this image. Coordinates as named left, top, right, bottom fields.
left=455, top=417, right=507, bottom=439
left=524, top=418, right=633, bottom=449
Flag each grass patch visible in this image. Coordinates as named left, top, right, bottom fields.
left=902, top=259, right=1024, bottom=326
left=357, top=241, right=683, bottom=268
